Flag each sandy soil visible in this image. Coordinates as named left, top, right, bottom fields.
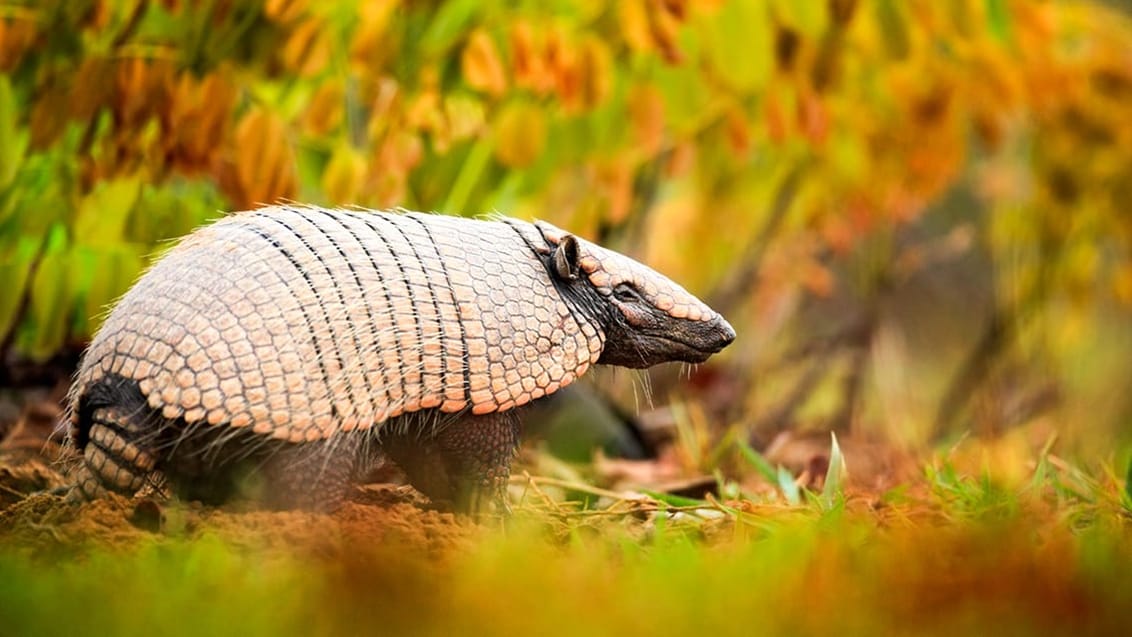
left=0, top=402, right=479, bottom=559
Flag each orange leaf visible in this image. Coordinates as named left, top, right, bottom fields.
left=281, top=18, right=331, bottom=77
left=69, top=57, right=115, bottom=122
left=1114, top=264, right=1132, bottom=306
left=377, top=129, right=423, bottom=176
left=796, top=89, right=829, bottom=146
left=510, top=20, right=553, bottom=95
left=646, top=0, right=684, bottom=64
left=302, top=79, right=345, bottom=137
left=577, top=35, right=613, bottom=111
left=546, top=26, right=581, bottom=110
left=591, top=157, right=634, bottom=225
left=113, top=54, right=175, bottom=129
left=0, top=11, right=38, bottom=72
left=232, top=107, right=297, bottom=207
left=264, top=0, right=306, bottom=23
left=764, top=91, right=788, bottom=144
left=627, top=83, right=666, bottom=157
left=724, top=104, right=751, bottom=157
left=29, top=80, right=69, bottom=150
left=462, top=28, right=508, bottom=97
left=167, top=70, right=237, bottom=175
left=493, top=100, right=545, bottom=169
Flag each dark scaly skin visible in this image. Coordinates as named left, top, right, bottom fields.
left=384, top=411, right=520, bottom=512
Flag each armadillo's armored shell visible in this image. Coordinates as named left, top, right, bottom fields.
left=73, top=207, right=604, bottom=443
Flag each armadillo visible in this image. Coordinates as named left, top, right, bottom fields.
left=66, top=205, right=735, bottom=512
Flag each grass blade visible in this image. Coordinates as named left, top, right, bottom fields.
left=777, top=465, right=801, bottom=505
left=821, top=432, right=847, bottom=508
left=735, top=438, right=778, bottom=483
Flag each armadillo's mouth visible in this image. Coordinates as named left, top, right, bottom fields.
left=655, top=335, right=727, bottom=363
left=597, top=314, right=735, bottom=368
left=653, top=316, right=736, bottom=362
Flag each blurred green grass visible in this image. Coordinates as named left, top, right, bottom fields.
left=2, top=458, right=1129, bottom=637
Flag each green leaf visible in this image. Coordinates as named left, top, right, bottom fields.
left=875, top=0, right=909, bottom=59
left=421, top=0, right=482, bottom=57
left=1124, top=456, right=1132, bottom=511
left=74, top=176, right=143, bottom=246
left=71, top=244, right=145, bottom=338
left=0, top=74, right=28, bottom=193
left=700, top=0, right=772, bottom=95
left=985, top=0, right=1013, bottom=45
left=0, top=235, right=40, bottom=345
left=642, top=490, right=708, bottom=508
left=442, top=136, right=492, bottom=214
left=22, top=224, right=73, bottom=361
left=774, top=0, right=829, bottom=38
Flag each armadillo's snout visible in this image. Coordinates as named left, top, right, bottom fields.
left=711, top=316, right=737, bottom=352
left=666, top=313, right=736, bottom=365
left=696, top=314, right=735, bottom=356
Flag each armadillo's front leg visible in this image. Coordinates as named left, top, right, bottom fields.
left=388, top=411, right=520, bottom=515
left=437, top=411, right=520, bottom=514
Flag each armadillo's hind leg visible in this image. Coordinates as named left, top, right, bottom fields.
left=68, top=377, right=162, bottom=503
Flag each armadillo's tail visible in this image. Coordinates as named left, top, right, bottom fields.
left=66, top=376, right=160, bottom=503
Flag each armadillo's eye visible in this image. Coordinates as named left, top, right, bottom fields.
left=612, top=283, right=642, bottom=303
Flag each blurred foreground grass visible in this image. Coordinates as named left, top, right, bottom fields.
left=2, top=453, right=1129, bottom=637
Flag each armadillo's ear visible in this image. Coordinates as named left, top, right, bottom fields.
left=553, top=235, right=580, bottom=281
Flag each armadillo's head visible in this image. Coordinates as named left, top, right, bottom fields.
left=533, top=221, right=735, bottom=369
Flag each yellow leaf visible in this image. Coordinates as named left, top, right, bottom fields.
left=773, top=0, right=829, bottom=38
left=1114, top=264, right=1132, bottom=306
left=619, top=0, right=653, bottom=55
left=493, top=100, right=545, bottom=169
left=444, top=93, right=485, bottom=142
left=73, top=176, right=142, bottom=246
left=322, top=145, right=367, bottom=204
left=462, top=28, right=507, bottom=97
left=350, top=0, right=399, bottom=66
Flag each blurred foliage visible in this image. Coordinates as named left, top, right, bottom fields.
left=0, top=0, right=1131, bottom=450
left=1, top=455, right=1130, bottom=636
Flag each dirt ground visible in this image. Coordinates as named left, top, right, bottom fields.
left=0, top=399, right=479, bottom=560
